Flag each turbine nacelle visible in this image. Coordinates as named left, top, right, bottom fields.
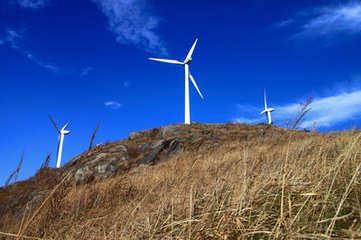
left=184, top=58, right=192, bottom=65
left=260, top=108, right=275, bottom=114
left=61, top=129, right=70, bottom=135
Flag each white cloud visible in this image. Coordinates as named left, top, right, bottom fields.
left=0, top=29, right=60, bottom=73
left=233, top=90, right=361, bottom=129
left=91, top=0, right=167, bottom=54
left=277, top=2, right=361, bottom=39
left=304, top=3, right=361, bottom=36
left=104, top=101, right=122, bottom=109
left=15, top=0, right=51, bottom=9
left=281, top=91, right=361, bottom=128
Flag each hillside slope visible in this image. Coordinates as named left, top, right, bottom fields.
left=0, top=123, right=360, bottom=239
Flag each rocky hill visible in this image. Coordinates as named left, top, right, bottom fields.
left=0, top=123, right=360, bottom=239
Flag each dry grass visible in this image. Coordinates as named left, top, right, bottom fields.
left=0, top=124, right=360, bottom=239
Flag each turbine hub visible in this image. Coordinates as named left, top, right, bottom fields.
left=62, top=130, right=70, bottom=135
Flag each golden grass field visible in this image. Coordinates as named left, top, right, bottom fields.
left=0, top=124, right=360, bottom=239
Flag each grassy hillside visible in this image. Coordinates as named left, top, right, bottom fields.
left=0, top=124, right=360, bottom=239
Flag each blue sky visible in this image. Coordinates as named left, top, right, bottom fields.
left=1, top=0, right=361, bottom=185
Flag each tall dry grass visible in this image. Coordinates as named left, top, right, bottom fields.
left=1, top=128, right=361, bottom=239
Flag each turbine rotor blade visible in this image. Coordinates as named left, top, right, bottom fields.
left=62, top=120, right=72, bottom=131
left=189, top=72, right=203, bottom=99
left=48, top=114, right=60, bottom=133
left=186, top=38, right=198, bottom=60
left=264, top=88, right=268, bottom=110
left=149, top=58, right=183, bottom=65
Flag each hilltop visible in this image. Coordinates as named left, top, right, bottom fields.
left=0, top=123, right=360, bottom=239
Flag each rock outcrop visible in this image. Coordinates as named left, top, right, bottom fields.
left=62, top=123, right=288, bottom=184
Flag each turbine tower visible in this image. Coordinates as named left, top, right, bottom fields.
left=48, top=115, right=71, bottom=168
left=149, top=39, right=203, bottom=125
left=260, top=89, right=275, bottom=125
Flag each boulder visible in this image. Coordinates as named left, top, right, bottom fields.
left=74, top=166, right=92, bottom=183
left=89, top=153, right=108, bottom=165
left=168, top=139, right=182, bottom=155
left=161, top=125, right=189, bottom=138
left=129, top=132, right=142, bottom=139
left=94, top=163, right=117, bottom=177
left=129, top=128, right=160, bottom=140
left=141, top=140, right=168, bottom=164
left=107, top=144, right=127, bottom=153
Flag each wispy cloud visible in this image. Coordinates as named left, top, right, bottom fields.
left=232, top=116, right=263, bottom=125
left=81, top=67, right=93, bottom=76
left=26, top=53, right=59, bottom=73
left=9, top=0, right=167, bottom=53
left=232, top=90, right=361, bottom=129
left=276, top=2, right=361, bottom=40
left=232, top=103, right=264, bottom=124
left=0, top=29, right=23, bottom=49
left=278, top=91, right=361, bottom=128
left=0, top=29, right=60, bottom=73
left=14, top=0, right=51, bottom=9
left=123, top=80, right=130, bottom=88
left=104, top=101, right=122, bottom=109
left=91, top=0, right=167, bottom=54
left=273, top=19, right=295, bottom=28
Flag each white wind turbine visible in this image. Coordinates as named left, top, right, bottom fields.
left=48, top=115, right=71, bottom=168
left=149, top=39, right=203, bottom=125
left=260, top=89, right=275, bottom=125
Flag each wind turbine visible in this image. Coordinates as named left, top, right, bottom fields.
left=149, top=39, right=203, bottom=125
left=260, top=89, right=275, bottom=125
left=48, top=115, right=71, bottom=168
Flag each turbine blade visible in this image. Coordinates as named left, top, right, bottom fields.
left=264, top=88, right=268, bottom=110
left=48, top=114, right=60, bottom=133
left=260, top=110, right=267, bottom=115
left=186, top=39, right=198, bottom=60
left=189, top=72, right=203, bottom=99
left=149, top=58, right=183, bottom=65
left=62, top=120, right=72, bottom=130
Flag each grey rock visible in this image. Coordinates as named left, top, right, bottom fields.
left=129, top=129, right=159, bottom=139
left=161, top=125, right=189, bottom=138
left=150, top=139, right=167, bottom=149
left=74, top=166, right=92, bottom=183
left=107, top=145, right=127, bottom=153
left=129, top=132, right=142, bottom=139
left=138, top=142, right=150, bottom=152
left=96, top=165, right=107, bottom=175
left=90, top=153, right=108, bottom=164
left=141, top=140, right=168, bottom=164
left=168, top=139, right=182, bottom=155
left=95, top=164, right=116, bottom=177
